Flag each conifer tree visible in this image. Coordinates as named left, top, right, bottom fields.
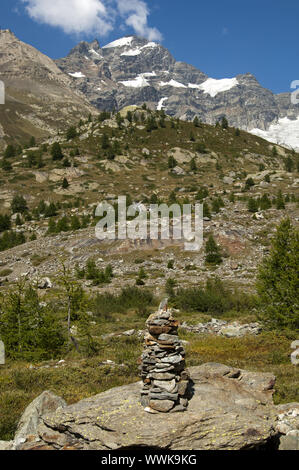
left=248, top=197, right=259, bottom=213
left=51, top=142, right=63, bottom=161
left=205, top=234, right=222, bottom=264
left=256, top=218, right=299, bottom=330
left=193, top=116, right=200, bottom=127
left=276, top=190, right=285, bottom=210
left=62, top=177, right=69, bottom=189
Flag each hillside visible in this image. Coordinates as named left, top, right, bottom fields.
left=0, top=30, right=96, bottom=151
left=0, top=106, right=298, bottom=291
left=0, top=106, right=298, bottom=444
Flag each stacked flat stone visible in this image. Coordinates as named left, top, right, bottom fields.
left=140, top=304, right=190, bottom=413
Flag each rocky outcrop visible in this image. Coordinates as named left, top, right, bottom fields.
left=0, top=391, right=66, bottom=450
left=181, top=319, right=262, bottom=337
left=3, top=363, right=294, bottom=451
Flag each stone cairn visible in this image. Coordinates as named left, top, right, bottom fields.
left=140, top=299, right=190, bottom=413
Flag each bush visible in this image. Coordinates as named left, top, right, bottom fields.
left=1, top=158, right=12, bottom=171
left=173, top=278, right=254, bottom=315
left=0, top=214, right=11, bottom=233
left=80, top=259, right=114, bottom=286
left=66, top=126, right=77, bottom=141
left=0, top=282, right=65, bottom=360
left=51, top=142, right=63, bottom=161
left=245, top=177, right=255, bottom=190
left=93, top=287, right=155, bottom=317
left=0, top=231, right=26, bottom=252
left=11, top=195, right=28, bottom=214
left=4, top=145, right=15, bottom=159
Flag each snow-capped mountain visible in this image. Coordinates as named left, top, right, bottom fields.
left=1, top=30, right=298, bottom=149
left=54, top=35, right=299, bottom=149
left=55, top=35, right=299, bottom=149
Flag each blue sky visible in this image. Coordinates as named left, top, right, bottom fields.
left=1, top=0, right=298, bottom=94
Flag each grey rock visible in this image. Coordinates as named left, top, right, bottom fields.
left=279, top=435, right=299, bottom=451
left=13, top=390, right=66, bottom=449
left=149, top=400, right=175, bottom=413
left=13, top=364, right=282, bottom=450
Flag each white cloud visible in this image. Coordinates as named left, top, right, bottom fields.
left=21, top=0, right=113, bottom=36
left=20, top=0, right=162, bottom=40
left=116, top=0, right=162, bottom=41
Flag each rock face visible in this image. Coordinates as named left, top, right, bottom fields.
left=140, top=305, right=190, bottom=413
left=0, top=391, right=66, bottom=450
left=55, top=35, right=299, bottom=147
left=4, top=363, right=291, bottom=451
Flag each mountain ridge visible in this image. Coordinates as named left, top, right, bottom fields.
left=0, top=29, right=96, bottom=149
left=54, top=34, right=299, bottom=149
left=1, top=31, right=299, bottom=149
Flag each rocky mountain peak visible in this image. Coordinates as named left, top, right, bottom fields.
left=68, top=38, right=101, bottom=58
left=53, top=34, right=299, bottom=148
left=0, top=29, right=15, bottom=39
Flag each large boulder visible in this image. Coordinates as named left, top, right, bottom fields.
left=14, top=363, right=281, bottom=450
left=13, top=391, right=66, bottom=450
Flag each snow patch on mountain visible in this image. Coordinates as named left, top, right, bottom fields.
left=157, top=97, right=168, bottom=111
left=103, top=37, right=134, bottom=49
left=89, top=48, right=101, bottom=58
left=251, top=117, right=299, bottom=150
left=120, top=75, right=149, bottom=88
left=121, top=42, right=159, bottom=57
left=160, top=79, right=187, bottom=88
left=121, top=49, right=142, bottom=57
left=69, top=72, right=86, bottom=78
left=189, top=78, right=238, bottom=97
left=141, top=72, right=156, bottom=77
left=119, top=72, right=157, bottom=87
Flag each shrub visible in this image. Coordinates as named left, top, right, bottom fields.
left=245, top=177, right=255, bottom=190
left=93, top=287, right=155, bottom=317
left=173, top=278, right=254, bottom=315
left=4, top=145, right=15, bottom=159
left=62, top=177, right=69, bottom=189
left=51, top=142, right=63, bottom=161
left=11, top=195, right=28, bottom=214
left=1, top=158, right=12, bottom=171
left=248, top=197, right=259, bottom=213
left=0, top=281, right=65, bottom=360
left=276, top=190, right=285, bottom=210
left=66, top=126, right=77, bottom=141
left=0, top=231, right=26, bottom=252
left=0, top=214, right=11, bottom=233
